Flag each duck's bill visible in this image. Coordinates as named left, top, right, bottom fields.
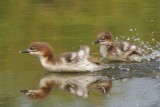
left=18, top=90, right=29, bottom=94
left=93, top=39, right=100, bottom=44
left=19, top=49, right=30, bottom=53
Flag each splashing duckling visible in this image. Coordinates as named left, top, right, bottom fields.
left=19, top=42, right=107, bottom=72
left=93, top=32, right=147, bottom=62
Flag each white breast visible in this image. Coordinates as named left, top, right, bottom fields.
left=100, top=45, right=107, bottom=59
left=39, top=55, right=106, bottom=72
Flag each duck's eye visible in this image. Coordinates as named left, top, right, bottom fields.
left=101, top=37, right=106, bottom=40
left=30, top=46, right=38, bottom=51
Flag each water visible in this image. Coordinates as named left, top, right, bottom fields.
left=0, top=0, right=160, bottom=107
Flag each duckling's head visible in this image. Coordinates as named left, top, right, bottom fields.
left=19, top=42, right=53, bottom=58
left=93, top=32, right=114, bottom=45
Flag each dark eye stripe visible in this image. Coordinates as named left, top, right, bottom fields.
left=30, top=46, right=37, bottom=50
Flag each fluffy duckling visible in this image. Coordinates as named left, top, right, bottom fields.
left=19, top=42, right=106, bottom=72
left=93, top=32, right=147, bottom=62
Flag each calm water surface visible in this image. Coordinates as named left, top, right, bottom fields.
left=0, top=0, right=160, bottom=107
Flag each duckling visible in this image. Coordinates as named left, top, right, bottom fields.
left=19, top=42, right=107, bottom=72
left=93, top=32, right=147, bottom=62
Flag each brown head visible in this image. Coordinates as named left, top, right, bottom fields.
left=93, top=32, right=114, bottom=44
left=19, top=42, right=53, bottom=58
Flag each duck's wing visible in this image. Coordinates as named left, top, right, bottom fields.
left=117, top=42, right=147, bottom=60
left=60, top=52, right=79, bottom=63
left=125, top=45, right=147, bottom=57
left=60, top=45, right=91, bottom=64
left=78, top=45, right=90, bottom=59
left=79, top=45, right=103, bottom=65
left=114, top=41, right=147, bottom=61
left=134, top=47, right=147, bottom=55
left=61, top=46, right=103, bottom=65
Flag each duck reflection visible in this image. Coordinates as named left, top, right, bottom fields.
left=19, top=73, right=112, bottom=100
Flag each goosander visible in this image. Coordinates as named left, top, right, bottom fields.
left=93, top=32, right=147, bottom=62
left=19, top=73, right=112, bottom=99
left=19, top=42, right=107, bottom=72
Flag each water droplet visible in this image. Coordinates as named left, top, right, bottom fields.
left=137, top=103, right=139, bottom=107
left=125, top=97, right=128, bottom=100
left=141, top=89, right=146, bottom=95
left=129, top=28, right=133, bottom=31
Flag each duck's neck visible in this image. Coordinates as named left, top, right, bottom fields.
left=38, top=53, right=57, bottom=70
left=45, top=54, right=55, bottom=64
left=100, top=44, right=107, bottom=58
left=100, top=42, right=114, bottom=58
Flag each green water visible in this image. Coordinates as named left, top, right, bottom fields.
left=0, top=0, right=160, bottom=107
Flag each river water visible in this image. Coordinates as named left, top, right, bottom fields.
left=0, top=0, right=160, bottom=107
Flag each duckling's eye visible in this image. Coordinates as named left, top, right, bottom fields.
left=101, top=37, right=106, bottom=40
left=30, top=46, right=38, bottom=51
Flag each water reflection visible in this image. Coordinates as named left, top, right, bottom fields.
left=19, top=72, right=112, bottom=99
left=17, top=72, right=160, bottom=107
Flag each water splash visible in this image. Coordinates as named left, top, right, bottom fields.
left=119, top=35, right=154, bottom=51
left=119, top=35, right=160, bottom=61
left=129, top=28, right=136, bottom=32
left=144, top=50, right=160, bottom=61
